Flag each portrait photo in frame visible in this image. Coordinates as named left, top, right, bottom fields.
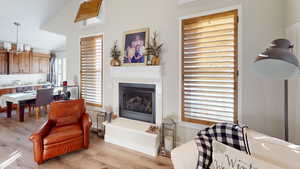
left=122, top=28, right=149, bottom=66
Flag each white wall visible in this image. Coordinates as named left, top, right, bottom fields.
left=0, top=0, right=67, bottom=50
left=285, top=0, right=300, bottom=144
left=45, top=0, right=287, bottom=144
left=285, top=0, right=300, bottom=28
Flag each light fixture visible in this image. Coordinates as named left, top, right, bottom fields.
left=0, top=42, right=12, bottom=51
left=24, top=44, right=31, bottom=52
left=13, top=22, right=24, bottom=53
left=253, top=39, right=300, bottom=141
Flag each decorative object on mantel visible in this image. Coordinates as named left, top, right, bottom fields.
left=110, top=40, right=121, bottom=66
left=145, top=31, right=163, bottom=66
left=122, top=28, right=149, bottom=66
left=159, top=117, right=176, bottom=157
left=146, top=125, right=159, bottom=134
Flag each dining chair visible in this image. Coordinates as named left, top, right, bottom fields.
left=16, top=86, right=34, bottom=115
left=42, top=84, right=52, bottom=88
left=33, top=88, right=54, bottom=120
left=16, top=86, right=33, bottom=93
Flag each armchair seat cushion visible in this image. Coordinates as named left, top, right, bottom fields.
left=43, top=124, right=82, bottom=145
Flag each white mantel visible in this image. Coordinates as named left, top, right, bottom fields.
left=110, top=66, right=163, bottom=125
left=110, top=66, right=162, bottom=80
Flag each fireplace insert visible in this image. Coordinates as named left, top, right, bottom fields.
left=119, top=83, right=155, bottom=123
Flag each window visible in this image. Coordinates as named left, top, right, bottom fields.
left=80, top=35, right=103, bottom=107
left=181, top=10, right=238, bottom=125
left=55, top=57, right=67, bottom=86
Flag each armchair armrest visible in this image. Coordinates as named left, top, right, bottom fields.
left=82, top=113, right=92, bottom=148
left=29, top=120, right=54, bottom=164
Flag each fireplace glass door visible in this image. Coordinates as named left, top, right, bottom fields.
left=119, top=83, right=155, bottom=123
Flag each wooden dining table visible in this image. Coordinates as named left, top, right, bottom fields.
left=1, top=92, right=61, bottom=122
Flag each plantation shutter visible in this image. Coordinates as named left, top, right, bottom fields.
left=80, top=35, right=103, bottom=107
left=182, top=10, right=238, bottom=124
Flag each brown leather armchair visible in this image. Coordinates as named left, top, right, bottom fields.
left=29, top=99, right=92, bottom=164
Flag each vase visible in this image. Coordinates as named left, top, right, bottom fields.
left=111, top=58, right=121, bottom=66
left=151, top=56, right=160, bottom=65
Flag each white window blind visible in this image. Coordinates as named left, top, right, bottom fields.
left=181, top=10, right=238, bottom=124
left=80, top=35, right=103, bottom=107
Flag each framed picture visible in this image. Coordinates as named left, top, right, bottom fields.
left=122, top=28, right=149, bottom=66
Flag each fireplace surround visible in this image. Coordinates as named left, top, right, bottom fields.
left=105, top=66, right=163, bottom=156
left=119, top=83, right=156, bottom=123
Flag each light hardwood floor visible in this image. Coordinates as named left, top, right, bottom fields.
left=0, top=112, right=173, bottom=169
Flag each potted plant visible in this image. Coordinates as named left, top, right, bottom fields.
left=110, top=40, right=121, bottom=66
left=145, top=31, right=163, bottom=65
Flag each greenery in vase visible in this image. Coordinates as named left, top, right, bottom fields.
left=145, top=31, right=163, bottom=57
left=111, top=40, right=121, bottom=59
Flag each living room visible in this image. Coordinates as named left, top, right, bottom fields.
left=0, top=0, right=300, bottom=169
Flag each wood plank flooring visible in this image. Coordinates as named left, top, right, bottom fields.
left=0, top=112, right=173, bottom=169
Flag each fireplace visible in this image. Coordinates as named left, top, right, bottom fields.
left=119, top=83, right=156, bottom=123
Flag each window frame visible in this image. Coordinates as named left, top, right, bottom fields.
left=55, top=57, right=67, bottom=86
left=80, top=34, right=104, bottom=107
left=180, top=9, right=239, bottom=125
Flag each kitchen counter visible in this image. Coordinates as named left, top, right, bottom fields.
left=0, top=83, right=52, bottom=90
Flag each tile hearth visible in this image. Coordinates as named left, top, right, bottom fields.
left=104, top=118, right=160, bottom=156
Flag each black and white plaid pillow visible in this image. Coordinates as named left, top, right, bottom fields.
left=195, top=123, right=250, bottom=169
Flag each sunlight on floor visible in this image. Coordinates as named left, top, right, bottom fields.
left=0, top=150, right=22, bottom=169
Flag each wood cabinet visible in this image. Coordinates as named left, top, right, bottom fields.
left=0, top=50, right=8, bottom=74
left=31, top=55, right=40, bottom=73
left=8, top=52, right=21, bottom=74
left=31, top=53, right=50, bottom=74
left=20, top=52, right=31, bottom=73
left=8, top=51, right=50, bottom=74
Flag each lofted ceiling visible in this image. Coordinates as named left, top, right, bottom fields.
left=0, top=0, right=69, bottom=50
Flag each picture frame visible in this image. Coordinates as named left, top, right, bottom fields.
left=122, top=28, right=149, bottom=66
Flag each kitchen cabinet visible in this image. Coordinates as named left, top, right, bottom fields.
left=0, top=50, right=8, bottom=74
left=19, top=52, right=31, bottom=73
left=9, top=51, right=32, bottom=74
left=8, top=52, right=21, bottom=74
left=31, top=53, right=50, bottom=74
left=8, top=51, right=50, bottom=74
left=31, top=55, right=40, bottom=73
left=39, top=57, right=50, bottom=73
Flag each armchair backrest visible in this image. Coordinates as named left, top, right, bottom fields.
left=49, top=99, right=86, bottom=126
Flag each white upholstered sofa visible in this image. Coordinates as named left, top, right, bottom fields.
left=171, top=129, right=300, bottom=169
